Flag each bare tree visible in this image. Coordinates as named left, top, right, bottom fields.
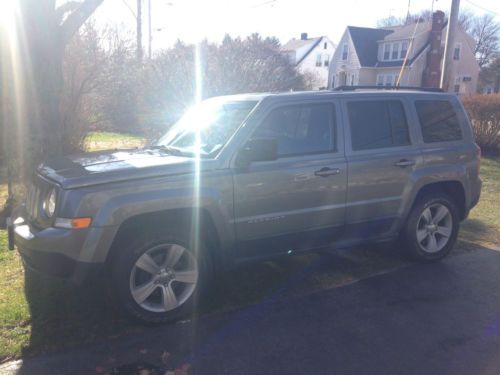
left=9, top=0, right=104, bottom=175
left=460, top=12, right=500, bottom=68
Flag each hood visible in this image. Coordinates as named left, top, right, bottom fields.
left=37, top=148, right=202, bottom=189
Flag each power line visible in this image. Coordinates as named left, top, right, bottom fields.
left=120, top=0, right=137, bottom=18
left=463, top=0, right=500, bottom=17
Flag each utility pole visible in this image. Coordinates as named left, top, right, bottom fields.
left=136, top=0, right=143, bottom=61
left=148, top=0, right=152, bottom=59
left=440, top=0, right=460, bottom=90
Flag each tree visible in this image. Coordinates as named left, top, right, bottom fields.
left=5, top=0, right=103, bottom=177
left=478, top=56, right=500, bottom=93
left=377, top=10, right=434, bottom=27
left=459, top=11, right=500, bottom=68
left=137, top=34, right=309, bottom=139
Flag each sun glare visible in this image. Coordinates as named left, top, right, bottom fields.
left=0, top=1, right=18, bottom=32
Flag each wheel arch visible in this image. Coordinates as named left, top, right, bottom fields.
left=104, top=208, right=223, bottom=271
left=410, top=180, right=467, bottom=220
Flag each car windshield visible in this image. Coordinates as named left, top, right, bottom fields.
left=156, top=99, right=258, bottom=157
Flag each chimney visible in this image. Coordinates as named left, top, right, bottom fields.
left=422, top=11, right=445, bottom=88
left=300, top=33, right=308, bottom=40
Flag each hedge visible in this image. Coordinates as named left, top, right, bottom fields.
left=461, top=94, right=500, bottom=153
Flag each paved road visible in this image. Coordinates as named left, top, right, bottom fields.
left=4, top=246, right=500, bottom=375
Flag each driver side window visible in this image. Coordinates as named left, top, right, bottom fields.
left=252, top=103, right=336, bottom=157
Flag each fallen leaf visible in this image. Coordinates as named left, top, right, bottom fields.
left=161, top=351, right=171, bottom=366
left=139, top=348, right=148, bottom=354
left=95, top=366, right=106, bottom=374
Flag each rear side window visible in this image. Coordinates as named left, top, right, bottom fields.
left=347, top=100, right=410, bottom=151
left=415, top=100, right=462, bottom=143
left=253, top=103, right=336, bottom=157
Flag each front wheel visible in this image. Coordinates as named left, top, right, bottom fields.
left=111, top=233, right=211, bottom=324
left=401, top=193, right=460, bottom=262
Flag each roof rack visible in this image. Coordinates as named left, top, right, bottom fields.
left=332, top=85, right=444, bottom=93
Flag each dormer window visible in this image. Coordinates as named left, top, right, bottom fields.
left=400, top=41, right=408, bottom=59
left=391, top=43, right=400, bottom=59
left=381, top=41, right=408, bottom=61
left=383, top=44, right=390, bottom=60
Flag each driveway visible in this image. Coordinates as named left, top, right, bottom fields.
left=3, top=245, right=500, bottom=375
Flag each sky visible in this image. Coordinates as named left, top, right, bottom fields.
left=92, top=0, right=500, bottom=51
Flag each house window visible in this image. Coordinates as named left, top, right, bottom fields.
left=383, top=44, right=390, bottom=60
left=324, top=54, right=330, bottom=67
left=391, top=43, right=400, bottom=60
left=454, top=76, right=461, bottom=93
left=316, top=53, right=322, bottom=67
left=400, top=41, right=408, bottom=59
left=376, top=74, right=396, bottom=86
left=324, top=42, right=328, bottom=50
left=342, top=43, right=348, bottom=60
left=453, top=44, right=461, bottom=60
left=350, top=74, right=355, bottom=86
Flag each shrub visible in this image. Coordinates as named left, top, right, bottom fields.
left=461, top=94, right=500, bottom=153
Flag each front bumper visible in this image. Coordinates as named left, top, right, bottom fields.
left=9, top=208, right=103, bottom=284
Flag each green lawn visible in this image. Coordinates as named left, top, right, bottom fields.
left=0, top=141, right=498, bottom=363
left=83, top=131, right=145, bottom=152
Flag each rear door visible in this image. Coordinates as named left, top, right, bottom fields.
left=341, top=96, right=423, bottom=240
left=231, top=100, right=347, bottom=259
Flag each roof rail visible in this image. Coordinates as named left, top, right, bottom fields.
left=332, top=85, right=444, bottom=93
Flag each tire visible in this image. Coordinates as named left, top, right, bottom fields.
left=110, top=227, right=212, bottom=324
left=401, top=193, right=460, bottom=262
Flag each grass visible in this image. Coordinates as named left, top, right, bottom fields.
left=83, top=131, right=145, bottom=152
left=460, top=157, right=500, bottom=246
left=0, top=137, right=498, bottom=363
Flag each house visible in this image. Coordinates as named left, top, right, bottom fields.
left=328, top=11, right=480, bottom=95
left=282, top=33, right=337, bottom=90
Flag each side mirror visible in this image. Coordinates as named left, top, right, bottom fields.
left=236, top=138, right=278, bottom=167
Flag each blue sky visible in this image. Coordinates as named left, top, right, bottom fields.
left=93, top=0, right=500, bottom=50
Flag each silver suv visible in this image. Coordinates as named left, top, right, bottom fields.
left=9, top=88, right=482, bottom=323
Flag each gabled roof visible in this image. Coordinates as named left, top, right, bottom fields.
left=381, top=21, right=432, bottom=41
left=281, top=36, right=332, bottom=66
left=281, top=37, right=322, bottom=52
left=347, top=26, right=393, bottom=67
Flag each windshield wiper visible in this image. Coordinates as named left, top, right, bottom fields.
left=150, top=144, right=186, bottom=156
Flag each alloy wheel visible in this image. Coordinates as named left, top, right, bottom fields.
left=416, top=203, right=453, bottom=253
left=129, top=243, right=198, bottom=313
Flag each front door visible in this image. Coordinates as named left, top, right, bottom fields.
left=232, top=101, right=347, bottom=260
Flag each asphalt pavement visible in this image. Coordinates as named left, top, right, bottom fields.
left=3, top=245, right=500, bottom=375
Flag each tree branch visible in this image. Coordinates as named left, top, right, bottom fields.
left=59, top=0, right=104, bottom=46
left=55, top=1, right=81, bottom=23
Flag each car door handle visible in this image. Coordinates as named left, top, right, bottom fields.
left=314, top=167, right=341, bottom=177
left=394, top=159, right=415, bottom=168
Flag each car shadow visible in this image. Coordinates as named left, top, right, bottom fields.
left=17, top=244, right=500, bottom=374
left=20, top=244, right=408, bottom=360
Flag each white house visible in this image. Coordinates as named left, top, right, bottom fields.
left=328, top=11, right=480, bottom=95
left=281, top=33, right=337, bottom=90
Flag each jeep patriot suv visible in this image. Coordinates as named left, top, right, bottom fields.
left=9, top=88, right=482, bottom=323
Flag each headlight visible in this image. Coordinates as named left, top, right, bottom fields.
left=43, top=189, right=57, bottom=217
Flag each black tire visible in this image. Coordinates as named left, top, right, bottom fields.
left=401, top=193, right=460, bottom=262
left=110, top=227, right=212, bottom=324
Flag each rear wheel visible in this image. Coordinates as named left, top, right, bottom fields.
left=111, top=231, right=211, bottom=323
left=401, top=193, right=459, bottom=262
